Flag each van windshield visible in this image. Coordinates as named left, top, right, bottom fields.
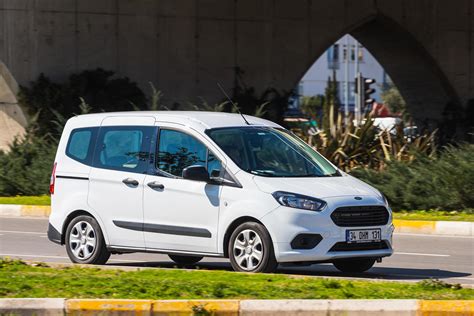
left=206, top=127, right=340, bottom=177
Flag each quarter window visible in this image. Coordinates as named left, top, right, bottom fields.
left=157, top=129, right=221, bottom=177
left=66, top=128, right=97, bottom=165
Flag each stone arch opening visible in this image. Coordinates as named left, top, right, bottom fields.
left=297, top=14, right=463, bottom=138
left=350, top=15, right=461, bottom=135
left=0, top=61, right=27, bottom=151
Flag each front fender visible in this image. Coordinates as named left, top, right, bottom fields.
left=217, top=185, right=279, bottom=254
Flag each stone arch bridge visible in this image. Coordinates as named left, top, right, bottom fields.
left=0, top=0, right=473, bottom=149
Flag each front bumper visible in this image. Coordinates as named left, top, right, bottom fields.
left=261, top=196, right=394, bottom=263
left=274, top=237, right=393, bottom=263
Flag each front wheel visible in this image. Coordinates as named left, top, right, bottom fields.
left=333, top=258, right=375, bottom=273
left=65, top=215, right=110, bottom=265
left=228, top=222, right=278, bottom=273
left=168, top=255, right=203, bottom=265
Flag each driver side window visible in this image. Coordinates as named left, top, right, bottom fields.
left=157, top=129, right=222, bottom=177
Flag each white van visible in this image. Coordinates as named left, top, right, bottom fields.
left=48, top=111, right=393, bottom=273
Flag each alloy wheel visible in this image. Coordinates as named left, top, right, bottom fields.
left=232, top=229, right=264, bottom=271
left=69, top=221, right=97, bottom=260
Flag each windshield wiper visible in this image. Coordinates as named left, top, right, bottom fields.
left=318, top=171, right=341, bottom=177
left=293, top=172, right=341, bottom=177
left=250, top=170, right=277, bottom=177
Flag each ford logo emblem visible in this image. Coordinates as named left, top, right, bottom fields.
left=354, top=196, right=362, bottom=200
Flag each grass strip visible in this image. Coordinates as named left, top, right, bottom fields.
left=392, top=210, right=474, bottom=222
left=0, top=259, right=472, bottom=300
left=0, top=195, right=50, bottom=206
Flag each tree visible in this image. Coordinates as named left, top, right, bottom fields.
left=19, top=69, right=146, bottom=140
left=300, top=95, right=325, bottom=126
left=231, top=67, right=291, bottom=124
left=322, top=70, right=340, bottom=134
left=380, top=83, right=408, bottom=119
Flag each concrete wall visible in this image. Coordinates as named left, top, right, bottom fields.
left=0, top=0, right=472, bottom=135
left=0, top=61, right=26, bottom=151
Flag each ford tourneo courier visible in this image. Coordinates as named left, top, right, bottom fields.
left=48, top=111, right=394, bottom=273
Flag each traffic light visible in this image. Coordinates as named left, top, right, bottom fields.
left=355, top=74, right=376, bottom=107
left=362, top=77, right=376, bottom=105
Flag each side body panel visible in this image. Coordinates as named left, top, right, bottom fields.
left=49, top=116, right=102, bottom=240
left=87, top=116, right=155, bottom=248
left=143, top=122, right=226, bottom=254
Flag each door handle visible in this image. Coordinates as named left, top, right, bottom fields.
left=147, top=181, right=164, bottom=190
left=122, top=178, right=139, bottom=186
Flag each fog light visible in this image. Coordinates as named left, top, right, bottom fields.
left=290, top=234, right=323, bottom=250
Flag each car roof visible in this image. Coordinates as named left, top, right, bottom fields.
left=70, top=111, right=282, bottom=131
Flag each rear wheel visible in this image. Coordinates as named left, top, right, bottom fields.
left=65, top=215, right=110, bottom=265
left=228, top=222, right=278, bottom=273
left=333, top=258, right=375, bottom=273
left=168, top=255, right=203, bottom=265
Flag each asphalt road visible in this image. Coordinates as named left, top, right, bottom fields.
left=1, top=216, right=473, bottom=285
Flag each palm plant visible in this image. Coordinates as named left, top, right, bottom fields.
left=307, top=112, right=436, bottom=172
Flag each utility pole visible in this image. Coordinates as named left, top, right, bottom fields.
left=354, top=40, right=360, bottom=124
left=355, top=73, right=361, bottom=124
left=344, top=35, right=349, bottom=126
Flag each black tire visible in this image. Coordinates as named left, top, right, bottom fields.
left=228, top=222, right=278, bottom=273
left=168, top=255, right=203, bottom=265
left=65, top=215, right=110, bottom=265
left=333, top=258, right=376, bottom=273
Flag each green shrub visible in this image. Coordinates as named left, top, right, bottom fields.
left=351, top=144, right=474, bottom=211
left=0, top=134, right=56, bottom=196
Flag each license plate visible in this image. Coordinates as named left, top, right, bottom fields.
left=346, top=229, right=381, bottom=243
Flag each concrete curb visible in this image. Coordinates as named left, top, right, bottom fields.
left=0, top=204, right=51, bottom=217
left=0, top=204, right=473, bottom=236
left=0, top=298, right=65, bottom=316
left=0, top=299, right=472, bottom=315
left=393, top=219, right=474, bottom=236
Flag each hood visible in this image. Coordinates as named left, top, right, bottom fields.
left=253, top=174, right=381, bottom=199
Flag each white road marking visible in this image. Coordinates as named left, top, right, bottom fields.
left=395, top=233, right=474, bottom=239
left=0, top=230, right=45, bottom=235
left=450, top=277, right=474, bottom=281
left=0, top=253, right=143, bottom=263
left=395, top=252, right=450, bottom=257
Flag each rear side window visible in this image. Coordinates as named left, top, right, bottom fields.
left=93, top=126, right=154, bottom=173
left=66, top=128, right=98, bottom=165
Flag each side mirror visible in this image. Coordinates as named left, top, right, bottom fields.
left=182, top=165, right=210, bottom=182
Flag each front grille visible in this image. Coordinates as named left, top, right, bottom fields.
left=331, top=206, right=389, bottom=227
left=329, top=241, right=389, bottom=252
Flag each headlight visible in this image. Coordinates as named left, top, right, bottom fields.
left=272, top=191, right=326, bottom=211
